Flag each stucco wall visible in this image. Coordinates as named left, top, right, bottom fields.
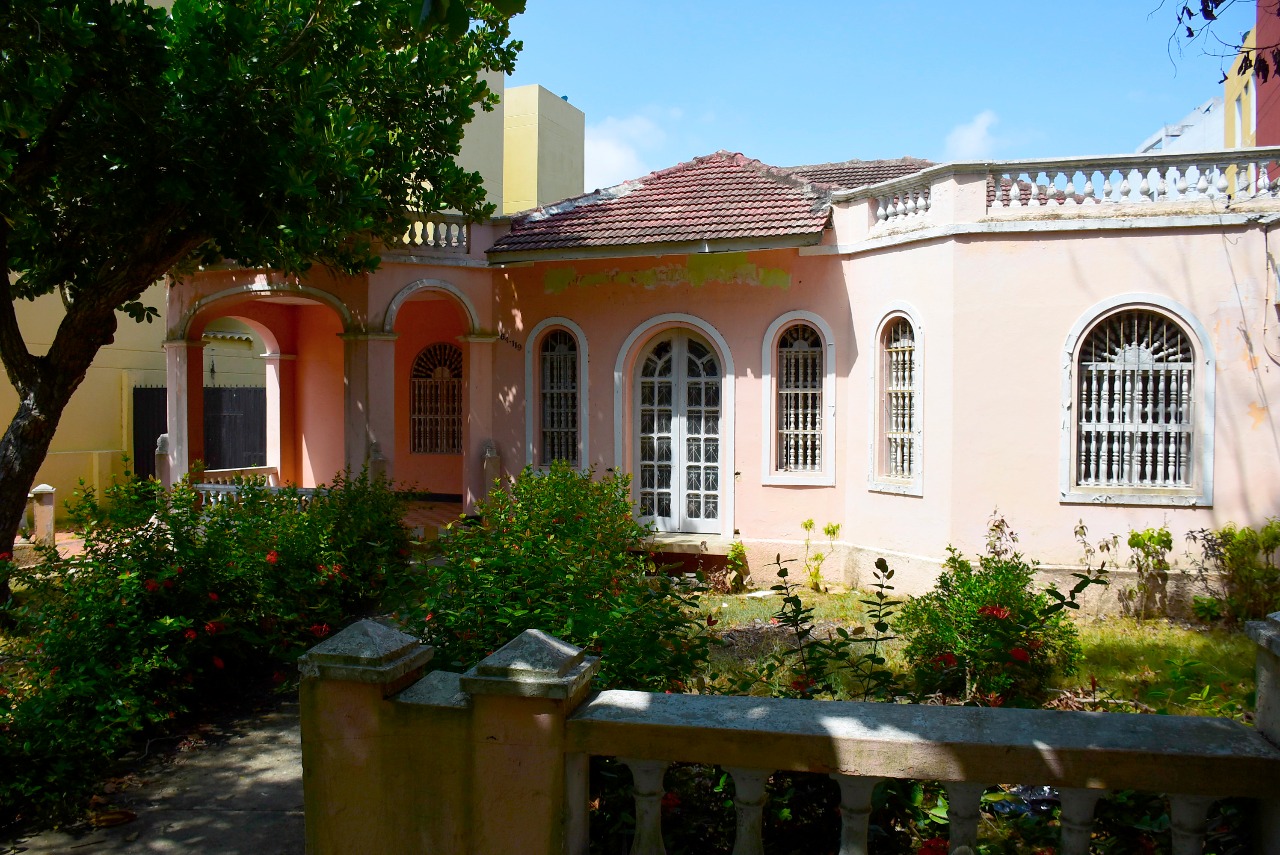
left=393, top=298, right=467, bottom=494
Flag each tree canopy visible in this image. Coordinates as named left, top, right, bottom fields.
left=0, top=0, right=525, bottom=594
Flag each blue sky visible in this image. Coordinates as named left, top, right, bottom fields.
left=506, top=0, right=1257, bottom=190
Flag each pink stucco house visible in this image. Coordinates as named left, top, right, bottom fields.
left=166, top=147, right=1280, bottom=591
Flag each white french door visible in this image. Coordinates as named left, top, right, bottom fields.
left=635, top=333, right=723, bottom=534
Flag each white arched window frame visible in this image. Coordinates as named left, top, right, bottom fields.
left=613, top=313, right=736, bottom=537
left=761, top=311, right=836, bottom=486
left=868, top=305, right=924, bottom=496
left=1060, top=295, right=1215, bottom=506
left=524, top=317, right=589, bottom=468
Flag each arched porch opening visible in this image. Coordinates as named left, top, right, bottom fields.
left=169, top=292, right=349, bottom=489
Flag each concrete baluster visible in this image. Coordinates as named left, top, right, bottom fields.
left=943, top=781, right=987, bottom=853
left=1168, top=794, right=1215, bottom=855
left=830, top=773, right=882, bottom=855
left=725, top=767, right=768, bottom=855
left=1057, top=787, right=1104, bottom=855
left=1247, top=612, right=1280, bottom=849
left=622, top=759, right=670, bottom=855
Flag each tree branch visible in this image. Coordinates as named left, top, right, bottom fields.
left=0, top=219, right=35, bottom=392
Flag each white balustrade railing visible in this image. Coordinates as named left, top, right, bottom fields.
left=568, top=690, right=1280, bottom=855
left=400, top=212, right=470, bottom=254
left=841, top=147, right=1280, bottom=231
left=198, top=465, right=280, bottom=486
left=192, top=479, right=318, bottom=511
left=874, top=183, right=932, bottom=226
left=298, top=617, right=1280, bottom=855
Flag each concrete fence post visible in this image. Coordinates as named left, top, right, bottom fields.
left=154, top=434, right=170, bottom=487
left=1248, top=611, right=1280, bottom=849
left=460, top=629, right=600, bottom=855
left=297, top=620, right=434, bottom=854
left=29, top=484, right=55, bottom=545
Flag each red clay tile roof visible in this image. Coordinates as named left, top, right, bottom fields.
left=488, top=151, right=835, bottom=257
left=782, top=157, right=934, bottom=190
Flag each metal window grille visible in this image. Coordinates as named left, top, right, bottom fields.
left=410, top=343, right=462, bottom=454
left=1076, top=311, right=1194, bottom=488
left=880, top=318, right=917, bottom=479
left=776, top=324, right=823, bottom=471
left=540, top=330, right=578, bottom=466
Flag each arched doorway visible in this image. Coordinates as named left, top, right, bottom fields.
left=634, top=331, right=724, bottom=534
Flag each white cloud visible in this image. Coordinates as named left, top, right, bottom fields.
left=584, top=115, right=667, bottom=190
left=945, top=109, right=1000, bottom=161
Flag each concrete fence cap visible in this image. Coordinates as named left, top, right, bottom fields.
left=301, top=619, right=422, bottom=669
left=476, top=628, right=585, bottom=680
left=1247, top=612, right=1280, bottom=658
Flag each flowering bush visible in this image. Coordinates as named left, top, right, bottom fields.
left=0, top=470, right=409, bottom=824
left=896, top=521, right=1087, bottom=706
left=389, top=462, right=710, bottom=691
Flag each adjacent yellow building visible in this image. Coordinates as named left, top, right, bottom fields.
left=1226, top=28, right=1257, bottom=148
left=502, top=85, right=586, bottom=214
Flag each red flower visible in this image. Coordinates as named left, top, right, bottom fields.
left=272, top=671, right=287, bottom=685
left=211, top=656, right=224, bottom=670
left=978, top=604, right=1011, bottom=620
left=0, top=551, right=12, bottom=562
left=309, top=623, right=331, bottom=638
left=163, top=579, right=174, bottom=589
left=205, top=621, right=225, bottom=635
left=932, top=652, right=958, bottom=668
left=790, top=677, right=814, bottom=692
left=143, top=580, right=160, bottom=593
left=208, top=592, right=219, bottom=602
left=919, top=838, right=949, bottom=855
left=265, top=550, right=279, bottom=565
left=660, top=791, right=681, bottom=812
left=183, top=629, right=197, bottom=641
left=1009, top=647, right=1031, bottom=663
left=424, top=612, right=435, bottom=622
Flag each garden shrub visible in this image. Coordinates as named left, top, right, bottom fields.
left=0, top=470, right=409, bottom=825
left=1187, top=519, right=1280, bottom=623
left=389, top=462, right=710, bottom=691
left=896, top=523, right=1086, bottom=706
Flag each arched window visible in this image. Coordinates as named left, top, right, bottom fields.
left=1076, top=311, right=1194, bottom=488
left=1061, top=298, right=1214, bottom=506
left=869, top=312, right=922, bottom=495
left=539, top=330, right=579, bottom=466
left=776, top=324, right=824, bottom=472
left=410, top=343, right=462, bottom=454
left=761, top=312, right=835, bottom=486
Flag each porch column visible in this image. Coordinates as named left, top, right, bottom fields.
left=263, top=352, right=297, bottom=483
left=163, top=339, right=204, bottom=486
left=461, top=333, right=497, bottom=511
left=341, top=332, right=398, bottom=478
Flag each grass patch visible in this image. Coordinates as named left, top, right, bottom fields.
left=703, top=589, right=1257, bottom=716
left=1057, top=618, right=1256, bottom=717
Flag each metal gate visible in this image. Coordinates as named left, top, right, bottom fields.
left=130, top=387, right=267, bottom=478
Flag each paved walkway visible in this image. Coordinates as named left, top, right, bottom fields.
left=3, top=701, right=303, bottom=855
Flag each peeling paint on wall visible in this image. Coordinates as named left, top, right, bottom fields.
left=542, top=255, right=792, bottom=294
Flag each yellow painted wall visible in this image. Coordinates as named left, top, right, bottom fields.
left=1226, top=28, right=1257, bottom=148
left=502, top=84, right=585, bottom=214
left=0, top=282, right=266, bottom=516
left=458, top=69, right=506, bottom=213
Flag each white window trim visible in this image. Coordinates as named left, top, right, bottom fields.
left=614, top=313, right=735, bottom=536
left=524, top=317, right=589, bottom=469
left=1059, top=294, right=1215, bottom=507
left=760, top=311, right=836, bottom=486
left=867, top=303, right=924, bottom=496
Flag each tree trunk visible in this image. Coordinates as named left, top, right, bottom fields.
left=0, top=306, right=118, bottom=602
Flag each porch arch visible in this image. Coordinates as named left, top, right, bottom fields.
left=382, top=278, right=481, bottom=334
left=175, top=281, right=355, bottom=341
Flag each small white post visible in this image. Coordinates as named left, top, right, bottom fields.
left=30, top=484, right=55, bottom=545
left=1057, top=787, right=1104, bottom=855
left=943, top=781, right=987, bottom=853
left=1168, top=794, right=1215, bottom=855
